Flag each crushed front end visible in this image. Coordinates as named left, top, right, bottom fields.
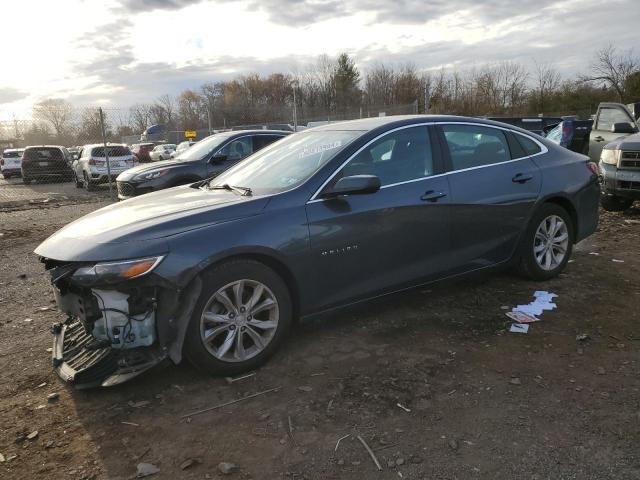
left=44, top=256, right=175, bottom=388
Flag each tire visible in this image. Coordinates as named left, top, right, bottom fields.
left=184, top=259, right=292, bottom=376
left=517, top=203, right=574, bottom=280
left=600, top=194, right=633, bottom=212
left=74, top=172, right=83, bottom=188
left=83, top=172, right=95, bottom=191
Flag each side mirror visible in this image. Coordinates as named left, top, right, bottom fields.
left=323, top=174, right=381, bottom=198
left=209, top=154, right=227, bottom=164
left=612, top=122, right=638, bottom=134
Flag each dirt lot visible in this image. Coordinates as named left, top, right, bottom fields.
left=0, top=201, right=639, bottom=480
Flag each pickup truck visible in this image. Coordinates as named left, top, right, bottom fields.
left=590, top=102, right=640, bottom=211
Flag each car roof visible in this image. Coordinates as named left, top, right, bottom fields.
left=3, top=148, right=24, bottom=152
left=82, top=143, right=129, bottom=148
left=308, top=114, right=543, bottom=136
left=24, top=145, right=65, bottom=149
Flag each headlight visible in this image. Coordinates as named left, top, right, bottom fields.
left=134, top=169, right=170, bottom=181
left=72, top=256, right=164, bottom=285
left=600, top=149, right=621, bottom=166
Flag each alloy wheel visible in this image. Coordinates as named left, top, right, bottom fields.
left=199, top=279, right=279, bottom=362
left=533, top=215, right=569, bottom=271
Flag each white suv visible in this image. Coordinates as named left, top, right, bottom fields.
left=149, top=144, right=176, bottom=161
left=73, top=144, right=137, bottom=191
left=1, top=148, right=25, bottom=178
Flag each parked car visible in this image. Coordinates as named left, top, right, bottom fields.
left=544, top=119, right=593, bottom=154
left=170, top=140, right=194, bottom=158
left=116, top=130, right=288, bottom=200
left=131, top=143, right=156, bottom=163
left=21, top=146, right=74, bottom=184
left=72, top=144, right=137, bottom=191
left=149, top=144, right=176, bottom=161
left=487, top=117, right=562, bottom=136
left=1, top=148, right=25, bottom=178
left=587, top=103, right=640, bottom=211
left=68, top=147, right=80, bottom=161
left=36, top=115, right=600, bottom=388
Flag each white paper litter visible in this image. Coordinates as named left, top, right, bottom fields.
left=509, top=323, right=529, bottom=333
left=612, top=259, right=625, bottom=263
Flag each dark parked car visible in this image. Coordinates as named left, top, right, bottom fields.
left=36, top=115, right=600, bottom=388
left=21, top=145, right=74, bottom=184
left=131, top=143, right=156, bottom=163
left=544, top=119, right=593, bottom=154
left=116, top=130, right=288, bottom=200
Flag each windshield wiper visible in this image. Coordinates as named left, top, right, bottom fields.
left=208, top=183, right=252, bottom=196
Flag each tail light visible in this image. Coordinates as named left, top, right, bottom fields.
left=89, top=158, right=96, bottom=165
left=0, top=158, right=4, bottom=166
left=561, top=125, right=572, bottom=146
left=586, top=161, right=598, bottom=175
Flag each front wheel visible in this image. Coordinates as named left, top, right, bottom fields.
left=517, top=204, right=574, bottom=280
left=600, top=194, right=633, bottom=212
left=83, top=172, right=95, bottom=191
left=184, top=259, right=292, bottom=376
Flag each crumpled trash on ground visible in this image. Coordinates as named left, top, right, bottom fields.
left=507, top=290, right=558, bottom=333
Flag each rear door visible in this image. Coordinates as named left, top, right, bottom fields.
left=305, top=125, right=451, bottom=309
left=437, top=123, right=542, bottom=272
left=589, top=105, right=636, bottom=162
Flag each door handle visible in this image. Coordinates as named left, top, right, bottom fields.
left=594, top=136, right=605, bottom=142
left=421, top=190, right=447, bottom=202
left=512, top=173, right=533, bottom=184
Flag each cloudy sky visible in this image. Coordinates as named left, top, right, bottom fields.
left=1, top=0, right=638, bottom=118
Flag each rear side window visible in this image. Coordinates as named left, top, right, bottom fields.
left=252, top=135, right=284, bottom=151
left=515, top=134, right=542, bottom=155
left=25, top=148, right=63, bottom=160
left=596, top=107, right=632, bottom=131
left=91, top=146, right=131, bottom=157
left=441, top=124, right=510, bottom=170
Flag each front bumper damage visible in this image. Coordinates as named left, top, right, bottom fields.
left=43, top=259, right=201, bottom=389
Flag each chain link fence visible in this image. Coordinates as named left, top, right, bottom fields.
left=0, top=101, right=421, bottom=206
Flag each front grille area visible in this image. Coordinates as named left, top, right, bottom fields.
left=621, top=151, right=640, bottom=169
left=618, top=181, right=640, bottom=191
left=117, top=181, right=135, bottom=197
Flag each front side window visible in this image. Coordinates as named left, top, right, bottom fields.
left=336, top=126, right=432, bottom=187
left=596, top=107, right=632, bottom=131
left=211, top=130, right=362, bottom=195
left=441, top=124, right=510, bottom=170
left=218, top=137, right=253, bottom=161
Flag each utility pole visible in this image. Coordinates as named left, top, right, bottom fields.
left=99, top=107, right=114, bottom=200
left=292, top=81, right=298, bottom=131
left=207, top=105, right=213, bottom=134
left=424, top=82, right=431, bottom=114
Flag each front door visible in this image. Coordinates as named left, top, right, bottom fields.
left=589, top=105, right=636, bottom=162
left=305, top=125, right=451, bottom=310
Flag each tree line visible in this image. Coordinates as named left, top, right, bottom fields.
left=6, top=45, right=640, bottom=146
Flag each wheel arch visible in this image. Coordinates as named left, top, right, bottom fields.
left=540, top=195, right=578, bottom=240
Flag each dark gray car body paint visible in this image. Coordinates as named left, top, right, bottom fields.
left=36, top=115, right=600, bottom=358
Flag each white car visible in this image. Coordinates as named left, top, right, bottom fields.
left=149, top=144, right=176, bottom=161
left=170, top=140, right=194, bottom=158
left=73, top=144, right=138, bottom=191
left=1, top=148, right=25, bottom=178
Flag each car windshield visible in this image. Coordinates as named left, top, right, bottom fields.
left=209, top=130, right=363, bottom=195
left=174, top=134, right=233, bottom=162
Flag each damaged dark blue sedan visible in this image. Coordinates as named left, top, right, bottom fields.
left=35, top=115, right=600, bottom=388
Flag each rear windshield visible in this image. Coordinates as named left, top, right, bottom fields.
left=2, top=151, right=23, bottom=158
left=91, top=146, right=131, bottom=157
left=24, top=148, right=63, bottom=160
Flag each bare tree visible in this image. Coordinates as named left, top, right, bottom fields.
left=587, top=44, right=639, bottom=102
left=532, top=61, right=561, bottom=114
left=129, top=104, right=152, bottom=133
left=33, top=98, right=74, bottom=140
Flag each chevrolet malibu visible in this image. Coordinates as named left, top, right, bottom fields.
left=35, top=115, right=600, bottom=388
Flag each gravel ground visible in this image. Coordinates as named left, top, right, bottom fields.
left=0, top=202, right=639, bottom=479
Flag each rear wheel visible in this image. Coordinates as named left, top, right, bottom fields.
left=184, top=259, right=292, bottom=376
left=74, top=172, right=83, bottom=188
left=600, top=194, right=633, bottom=212
left=518, top=203, right=574, bottom=280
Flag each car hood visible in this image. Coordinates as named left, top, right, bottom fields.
left=118, top=159, right=198, bottom=179
left=35, top=185, right=270, bottom=262
left=604, top=132, right=640, bottom=151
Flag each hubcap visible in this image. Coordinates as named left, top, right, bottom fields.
left=533, top=215, right=569, bottom=271
left=199, top=279, right=279, bottom=362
